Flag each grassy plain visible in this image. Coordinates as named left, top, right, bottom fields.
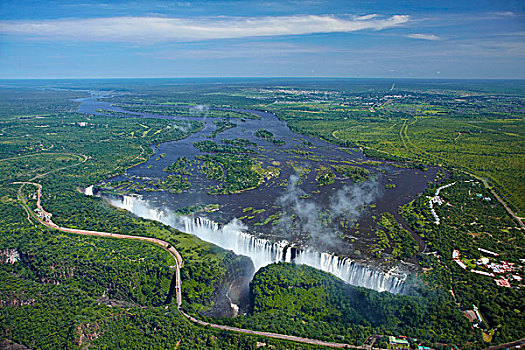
left=262, top=92, right=525, bottom=216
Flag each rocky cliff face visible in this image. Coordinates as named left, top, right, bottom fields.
left=202, top=253, right=254, bottom=318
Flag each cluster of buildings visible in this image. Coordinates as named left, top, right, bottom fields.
left=34, top=207, right=52, bottom=222
left=483, top=259, right=514, bottom=274
left=257, top=88, right=337, bottom=97
left=452, top=249, right=522, bottom=288
left=387, top=335, right=432, bottom=350
left=388, top=336, right=409, bottom=348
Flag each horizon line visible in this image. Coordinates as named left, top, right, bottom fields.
left=1, top=76, right=525, bottom=81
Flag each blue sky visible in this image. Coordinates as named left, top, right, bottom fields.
left=0, top=0, right=524, bottom=79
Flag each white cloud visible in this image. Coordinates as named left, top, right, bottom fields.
left=353, top=14, right=380, bottom=21
left=0, top=14, right=410, bottom=43
left=492, top=11, right=515, bottom=17
left=406, top=33, right=441, bottom=41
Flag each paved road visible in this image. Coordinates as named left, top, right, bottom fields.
left=16, top=181, right=183, bottom=306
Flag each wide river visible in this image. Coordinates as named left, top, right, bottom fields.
left=77, top=93, right=437, bottom=297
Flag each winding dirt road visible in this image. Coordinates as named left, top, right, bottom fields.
left=15, top=181, right=367, bottom=349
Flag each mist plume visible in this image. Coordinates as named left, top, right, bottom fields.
left=274, top=175, right=381, bottom=248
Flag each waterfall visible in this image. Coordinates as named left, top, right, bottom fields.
left=108, top=194, right=407, bottom=294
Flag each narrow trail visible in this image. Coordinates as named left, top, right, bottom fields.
left=331, top=130, right=399, bottom=159
left=113, top=145, right=148, bottom=173
left=32, top=154, right=88, bottom=180
left=130, top=145, right=147, bottom=164
left=399, top=120, right=408, bottom=150
left=15, top=181, right=369, bottom=349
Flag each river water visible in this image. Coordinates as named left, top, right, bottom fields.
left=77, top=93, right=436, bottom=295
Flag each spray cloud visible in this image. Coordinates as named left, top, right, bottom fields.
left=274, top=175, right=381, bottom=249
left=189, top=104, right=210, bottom=118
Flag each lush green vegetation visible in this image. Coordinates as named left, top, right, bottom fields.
left=211, top=119, right=237, bottom=138
left=0, top=112, right=203, bottom=169
left=377, top=212, right=418, bottom=259
left=254, top=129, right=286, bottom=145
left=198, top=157, right=224, bottom=182
left=158, top=174, right=191, bottom=193
left=370, top=229, right=390, bottom=258
left=333, top=164, right=369, bottom=182
left=193, top=140, right=255, bottom=155
left=400, top=171, right=525, bottom=343
left=175, top=204, right=220, bottom=215
left=214, top=262, right=474, bottom=347
left=254, top=129, right=274, bottom=139
left=314, top=166, right=336, bottom=186
left=193, top=140, right=261, bottom=194
left=196, top=153, right=261, bottom=194
left=222, top=138, right=257, bottom=148
left=164, top=156, right=191, bottom=175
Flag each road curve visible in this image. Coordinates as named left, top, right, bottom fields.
left=15, top=181, right=365, bottom=349
left=15, top=182, right=183, bottom=306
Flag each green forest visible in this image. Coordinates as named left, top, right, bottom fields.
left=213, top=262, right=473, bottom=347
